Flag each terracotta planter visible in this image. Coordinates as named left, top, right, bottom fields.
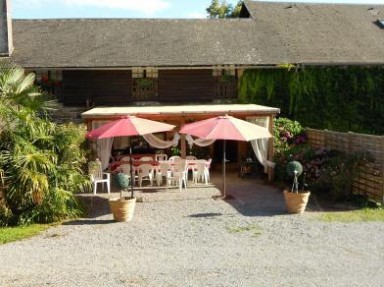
left=109, top=197, right=136, bottom=222
left=284, top=190, right=310, bottom=214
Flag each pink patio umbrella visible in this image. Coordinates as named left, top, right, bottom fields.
left=86, top=116, right=176, bottom=139
left=179, top=115, right=271, bottom=198
left=86, top=116, right=176, bottom=197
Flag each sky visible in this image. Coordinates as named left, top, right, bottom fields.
left=12, top=0, right=384, bottom=19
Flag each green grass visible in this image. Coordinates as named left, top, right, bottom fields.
left=318, top=208, right=384, bottom=222
left=227, top=224, right=262, bottom=236
left=0, top=224, right=51, bottom=245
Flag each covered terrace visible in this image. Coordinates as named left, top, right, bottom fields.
left=81, top=104, right=280, bottom=180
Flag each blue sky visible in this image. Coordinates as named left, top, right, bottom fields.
left=12, top=0, right=384, bottom=19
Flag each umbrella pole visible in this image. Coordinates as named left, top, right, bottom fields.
left=129, top=147, right=134, bottom=198
left=223, top=140, right=226, bottom=198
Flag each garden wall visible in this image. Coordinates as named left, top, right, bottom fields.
left=306, top=128, right=384, bottom=203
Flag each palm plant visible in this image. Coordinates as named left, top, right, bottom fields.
left=0, top=60, right=90, bottom=225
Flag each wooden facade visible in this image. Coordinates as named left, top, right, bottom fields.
left=158, top=70, right=215, bottom=103
left=45, top=68, right=238, bottom=107
left=62, top=70, right=132, bottom=107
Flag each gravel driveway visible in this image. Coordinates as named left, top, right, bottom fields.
left=1, top=172, right=383, bottom=287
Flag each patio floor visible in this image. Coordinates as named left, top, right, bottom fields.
left=79, top=170, right=320, bottom=220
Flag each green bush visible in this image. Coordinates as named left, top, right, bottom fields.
left=274, top=144, right=372, bottom=201
left=313, top=151, right=372, bottom=201
left=273, top=117, right=306, bottom=154
left=274, top=144, right=317, bottom=187
left=0, top=202, right=13, bottom=227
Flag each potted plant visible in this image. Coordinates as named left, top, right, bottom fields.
left=283, top=160, right=310, bottom=214
left=109, top=170, right=136, bottom=222
left=170, top=146, right=181, bottom=156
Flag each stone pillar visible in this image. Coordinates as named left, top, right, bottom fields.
left=0, top=0, right=13, bottom=56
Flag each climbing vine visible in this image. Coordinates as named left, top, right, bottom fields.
left=239, top=66, right=384, bottom=134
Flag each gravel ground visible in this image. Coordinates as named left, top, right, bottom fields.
left=0, top=172, right=383, bottom=287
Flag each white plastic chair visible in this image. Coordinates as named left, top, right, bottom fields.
left=156, top=162, right=172, bottom=187
left=120, top=156, right=131, bottom=162
left=185, top=155, right=197, bottom=160
left=169, top=155, right=181, bottom=162
left=88, top=159, right=110, bottom=195
left=138, top=163, right=155, bottom=187
left=155, top=153, right=168, bottom=161
left=168, top=161, right=188, bottom=192
left=185, top=157, right=196, bottom=173
left=140, top=156, right=153, bottom=162
left=193, top=162, right=209, bottom=185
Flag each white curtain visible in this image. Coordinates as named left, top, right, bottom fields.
left=142, top=133, right=180, bottom=149
left=92, top=121, right=114, bottom=170
left=185, top=134, right=216, bottom=148
left=248, top=117, right=275, bottom=173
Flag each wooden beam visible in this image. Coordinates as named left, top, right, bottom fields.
left=180, top=117, right=186, bottom=158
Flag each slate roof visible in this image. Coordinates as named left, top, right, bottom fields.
left=12, top=18, right=288, bottom=69
left=9, top=1, right=384, bottom=69
left=242, top=1, right=384, bottom=65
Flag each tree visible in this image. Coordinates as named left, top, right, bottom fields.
left=206, top=0, right=242, bottom=19
left=0, top=60, right=90, bottom=226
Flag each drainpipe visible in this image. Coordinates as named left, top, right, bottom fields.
left=0, top=0, right=13, bottom=57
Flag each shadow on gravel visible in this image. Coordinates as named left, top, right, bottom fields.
left=188, top=212, right=223, bottom=218
left=76, top=195, right=111, bottom=218
left=210, top=171, right=321, bottom=217
left=62, top=219, right=115, bottom=225
left=223, top=188, right=322, bottom=217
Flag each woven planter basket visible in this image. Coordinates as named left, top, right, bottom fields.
left=109, top=197, right=136, bottom=222
left=284, top=190, right=310, bottom=214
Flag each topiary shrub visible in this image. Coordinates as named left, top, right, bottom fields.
left=286, top=160, right=304, bottom=193
left=115, top=172, right=130, bottom=190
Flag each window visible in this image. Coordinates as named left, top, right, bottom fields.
left=34, top=69, right=63, bottom=100
left=213, top=66, right=237, bottom=99
left=132, top=67, right=158, bottom=101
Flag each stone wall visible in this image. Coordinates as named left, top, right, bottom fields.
left=50, top=106, right=88, bottom=124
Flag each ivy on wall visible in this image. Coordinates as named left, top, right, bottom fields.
left=239, top=67, right=384, bottom=135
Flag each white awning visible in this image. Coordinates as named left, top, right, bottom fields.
left=81, top=104, right=280, bottom=119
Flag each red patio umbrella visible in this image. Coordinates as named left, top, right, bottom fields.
left=179, top=115, right=271, bottom=198
left=86, top=116, right=176, bottom=197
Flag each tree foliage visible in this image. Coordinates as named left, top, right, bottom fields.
left=206, top=0, right=242, bottom=18
left=0, top=60, right=90, bottom=226
left=239, top=66, right=384, bottom=135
